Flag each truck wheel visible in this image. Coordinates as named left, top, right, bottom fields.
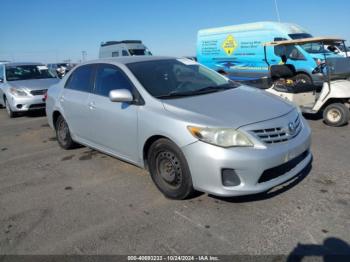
left=55, top=115, right=76, bottom=149
left=148, top=138, right=195, bottom=200
left=323, top=103, right=349, bottom=127
left=294, top=73, right=312, bottom=84
left=4, top=97, right=17, bottom=118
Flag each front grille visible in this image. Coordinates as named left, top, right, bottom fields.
left=258, top=150, right=309, bottom=183
left=251, top=115, right=302, bottom=144
left=30, top=89, right=47, bottom=96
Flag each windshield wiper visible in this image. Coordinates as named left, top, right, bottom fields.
left=156, top=83, right=239, bottom=99
left=192, top=83, right=238, bottom=94
left=156, top=92, right=197, bottom=99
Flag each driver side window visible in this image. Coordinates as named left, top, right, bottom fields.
left=94, top=64, right=134, bottom=97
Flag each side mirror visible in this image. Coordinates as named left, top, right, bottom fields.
left=109, top=89, right=133, bottom=103
left=0, top=78, right=4, bottom=83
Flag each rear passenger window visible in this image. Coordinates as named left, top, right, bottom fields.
left=122, top=50, right=128, bottom=56
left=94, top=65, right=133, bottom=97
left=112, top=51, right=119, bottom=57
left=65, top=65, right=94, bottom=92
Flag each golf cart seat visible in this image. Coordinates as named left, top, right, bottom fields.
left=270, top=64, right=296, bottom=80
left=270, top=64, right=316, bottom=94
left=240, top=77, right=272, bottom=89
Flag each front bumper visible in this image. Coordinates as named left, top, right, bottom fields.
left=182, top=115, right=312, bottom=197
left=7, top=94, right=46, bottom=112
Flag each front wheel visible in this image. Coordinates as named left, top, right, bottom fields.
left=148, top=139, right=195, bottom=200
left=293, top=73, right=312, bottom=85
left=5, top=98, right=17, bottom=118
left=55, top=115, right=76, bottom=149
left=323, top=103, right=349, bottom=127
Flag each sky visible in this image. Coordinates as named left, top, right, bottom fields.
left=1, top=0, right=349, bottom=63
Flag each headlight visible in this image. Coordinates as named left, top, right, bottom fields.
left=9, top=87, right=28, bottom=97
left=187, top=126, right=254, bottom=148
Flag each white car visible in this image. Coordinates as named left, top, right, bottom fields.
left=0, top=62, right=59, bottom=117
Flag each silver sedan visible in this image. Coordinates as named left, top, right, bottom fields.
left=46, top=56, right=312, bottom=199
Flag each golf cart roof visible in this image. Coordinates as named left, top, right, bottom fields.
left=264, top=37, right=345, bottom=46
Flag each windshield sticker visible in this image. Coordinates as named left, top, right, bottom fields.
left=37, top=66, right=48, bottom=70
left=176, top=58, right=198, bottom=65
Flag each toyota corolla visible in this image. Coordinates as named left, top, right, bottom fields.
left=46, top=57, right=312, bottom=199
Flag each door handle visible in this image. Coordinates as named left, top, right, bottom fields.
left=88, top=102, right=96, bottom=110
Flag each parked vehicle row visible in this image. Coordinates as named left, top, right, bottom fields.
left=197, top=21, right=349, bottom=85
left=45, top=56, right=312, bottom=199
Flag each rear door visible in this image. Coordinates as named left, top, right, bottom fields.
left=87, top=64, right=139, bottom=162
left=60, top=64, right=95, bottom=140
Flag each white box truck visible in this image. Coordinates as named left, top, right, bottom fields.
left=99, top=40, right=152, bottom=58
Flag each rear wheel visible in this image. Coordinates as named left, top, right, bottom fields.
left=294, top=73, right=312, bottom=84
left=323, top=103, right=349, bottom=127
left=148, top=138, right=195, bottom=200
left=55, top=115, right=76, bottom=149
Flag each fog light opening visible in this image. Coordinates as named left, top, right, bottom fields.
left=16, top=104, right=22, bottom=109
left=221, top=169, right=241, bottom=187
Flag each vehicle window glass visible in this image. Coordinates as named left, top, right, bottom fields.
left=122, top=50, right=128, bottom=56
left=300, top=43, right=330, bottom=54
left=0, top=66, right=4, bottom=80
left=112, top=51, right=119, bottom=57
left=127, top=59, right=236, bottom=98
left=288, top=33, right=313, bottom=39
left=65, top=65, right=94, bottom=92
left=274, top=45, right=305, bottom=60
left=94, top=65, right=133, bottom=97
left=5, top=65, right=55, bottom=81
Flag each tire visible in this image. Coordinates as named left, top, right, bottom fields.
left=4, top=97, right=17, bottom=118
left=55, top=115, right=76, bottom=149
left=148, top=138, right=195, bottom=200
left=293, top=73, right=312, bottom=84
left=323, top=103, right=349, bottom=127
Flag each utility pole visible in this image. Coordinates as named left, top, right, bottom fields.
left=274, top=0, right=281, bottom=22
left=82, top=51, right=87, bottom=62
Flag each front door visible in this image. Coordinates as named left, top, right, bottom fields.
left=87, top=64, right=139, bottom=162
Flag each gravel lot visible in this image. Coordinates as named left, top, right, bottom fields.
left=0, top=109, right=349, bottom=256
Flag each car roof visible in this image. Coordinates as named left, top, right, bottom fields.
left=83, top=56, right=175, bottom=66
left=5, top=62, right=44, bottom=67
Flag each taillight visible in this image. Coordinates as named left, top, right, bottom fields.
left=43, top=91, right=48, bottom=101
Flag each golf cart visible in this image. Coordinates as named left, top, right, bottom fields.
left=247, top=37, right=350, bottom=127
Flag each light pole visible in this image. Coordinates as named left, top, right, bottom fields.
left=274, top=0, right=281, bottom=22
left=82, top=51, right=87, bottom=62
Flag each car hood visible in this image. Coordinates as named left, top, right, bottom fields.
left=8, top=78, right=59, bottom=91
left=162, top=85, right=295, bottom=128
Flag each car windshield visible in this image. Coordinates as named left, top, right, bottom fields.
left=128, top=49, right=152, bottom=56
left=337, top=45, right=350, bottom=52
left=127, top=59, right=239, bottom=99
left=6, top=65, right=55, bottom=81
left=300, top=42, right=331, bottom=54
left=288, top=33, right=313, bottom=39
